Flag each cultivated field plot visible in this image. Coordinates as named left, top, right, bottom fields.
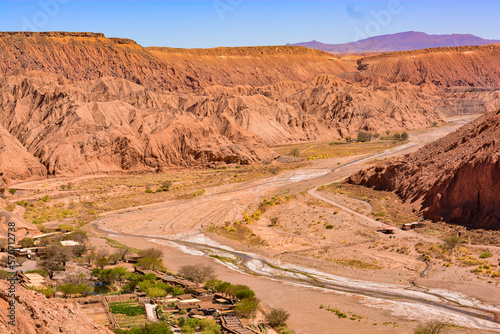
left=109, top=300, right=147, bottom=328
left=271, top=139, right=401, bottom=160
left=80, top=302, right=109, bottom=327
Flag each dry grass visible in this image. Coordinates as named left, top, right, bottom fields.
left=21, top=164, right=303, bottom=226
left=318, top=183, right=420, bottom=227
left=335, top=259, right=382, bottom=270
left=212, top=222, right=268, bottom=247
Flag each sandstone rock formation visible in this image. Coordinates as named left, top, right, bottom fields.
left=356, top=44, right=500, bottom=87
left=347, top=109, right=500, bottom=230
left=0, top=32, right=354, bottom=93
left=0, top=207, right=41, bottom=241
left=0, top=31, right=499, bottom=187
left=0, top=281, right=112, bottom=334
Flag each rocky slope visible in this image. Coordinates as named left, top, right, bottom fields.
left=0, top=72, right=276, bottom=177
left=356, top=44, right=500, bottom=87
left=0, top=32, right=354, bottom=92
left=347, top=109, right=500, bottom=230
left=288, top=31, right=499, bottom=54
left=0, top=72, right=449, bottom=179
left=0, top=281, right=112, bottom=334
left=0, top=206, right=41, bottom=241
left=0, top=31, right=499, bottom=184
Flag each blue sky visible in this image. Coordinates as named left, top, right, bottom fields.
left=0, top=0, right=498, bottom=48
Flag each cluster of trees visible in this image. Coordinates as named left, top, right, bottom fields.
left=137, top=274, right=185, bottom=298
left=38, top=233, right=88, bottom=279
left=177, top=318, right=220, bottom=334
left=205, top=279, right=259, bottom=318
left=56, top=283, right=93, bottom=298
left=356, top=131, right=409, bottom=142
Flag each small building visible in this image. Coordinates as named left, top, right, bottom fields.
left=402, top=222, right=427, bottom=230
left=60, top=240, right=81, bottom=247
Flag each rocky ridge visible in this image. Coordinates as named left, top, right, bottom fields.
left=347, top=109, right=500, bottom=230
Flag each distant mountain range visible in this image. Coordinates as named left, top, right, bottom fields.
left=287, top=31, right=500, bottom=54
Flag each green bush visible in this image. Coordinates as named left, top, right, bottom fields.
left=479, top=252, right=494, bottom=258
left=325, top=225, right=334, bottom=229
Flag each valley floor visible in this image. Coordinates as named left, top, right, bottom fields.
left=10, top=114, right=500, bottom=334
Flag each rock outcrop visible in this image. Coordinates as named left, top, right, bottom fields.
left=356, top=44, right=500, bottom=87
left=0, top=32, right=355, bottom=93
left=347, top=109, right=500, bottom=230
left=0, top=281, right=112, bottom=334
left=0, top=207, right=41, bottom=241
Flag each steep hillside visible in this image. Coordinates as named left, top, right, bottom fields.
left=0, top=32, right=355, bottom=92
left=148, top=46, right=355, bottom=88
left=0, top=73, right=276, bottom=177
left=347, top=109, right=500, bottom=230
left=0, top=72, right=448, bottom=179
left=288, top=31, right=499, bottom=54
left=356, top=44, right=500, bottom=87
left=0, top=281, right=112, bottom=334
left=0, top=124, right=47, bottom=182
left=199, top=75, right=444, bottom=144
left=0, top=31, right=196, bottom=92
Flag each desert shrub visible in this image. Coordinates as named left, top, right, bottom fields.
left=479, top=252, right=494, bottom=258
left=443, top=236, right=464, bottom=250
left=8, top=188, right=16, bottom=195
left=414, top=321, right=446, bottom=334
left=357, top=131, right=372, bottom=142
left=289, top=148, right=300, bottom=157
left=325, top=224, right=334, bottom=229
left=179, top=264, right=216, bottom=283
left=27, top=285, right=54, bottom=297
left=401, top=132, right=409, bottom=141
left=266, top=308, right=290, bottom=328
left=115, top=322, right=173, bottom=334
left=0, top=270, right=14, bottom=280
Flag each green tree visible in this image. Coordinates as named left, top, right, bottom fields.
left=146, top=286, right=166, bottom=298
left=234, top=297, right=260, bottom=318
left=94, top=250, right=109, bottom=269
left=136, top=257, right=163, bottom=271
left=57, top=283, right=77, bottom=298
left=401, top=131, right=409, bottom=141
left=393, top=132, right=401, bottom=140
left=8, top=188, right=16, bottom=195
left=76, top=284, right=94, bottom=297
left=20, top=237, right=34, bottom=248
left=108, top=252, right=121, bottom=265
